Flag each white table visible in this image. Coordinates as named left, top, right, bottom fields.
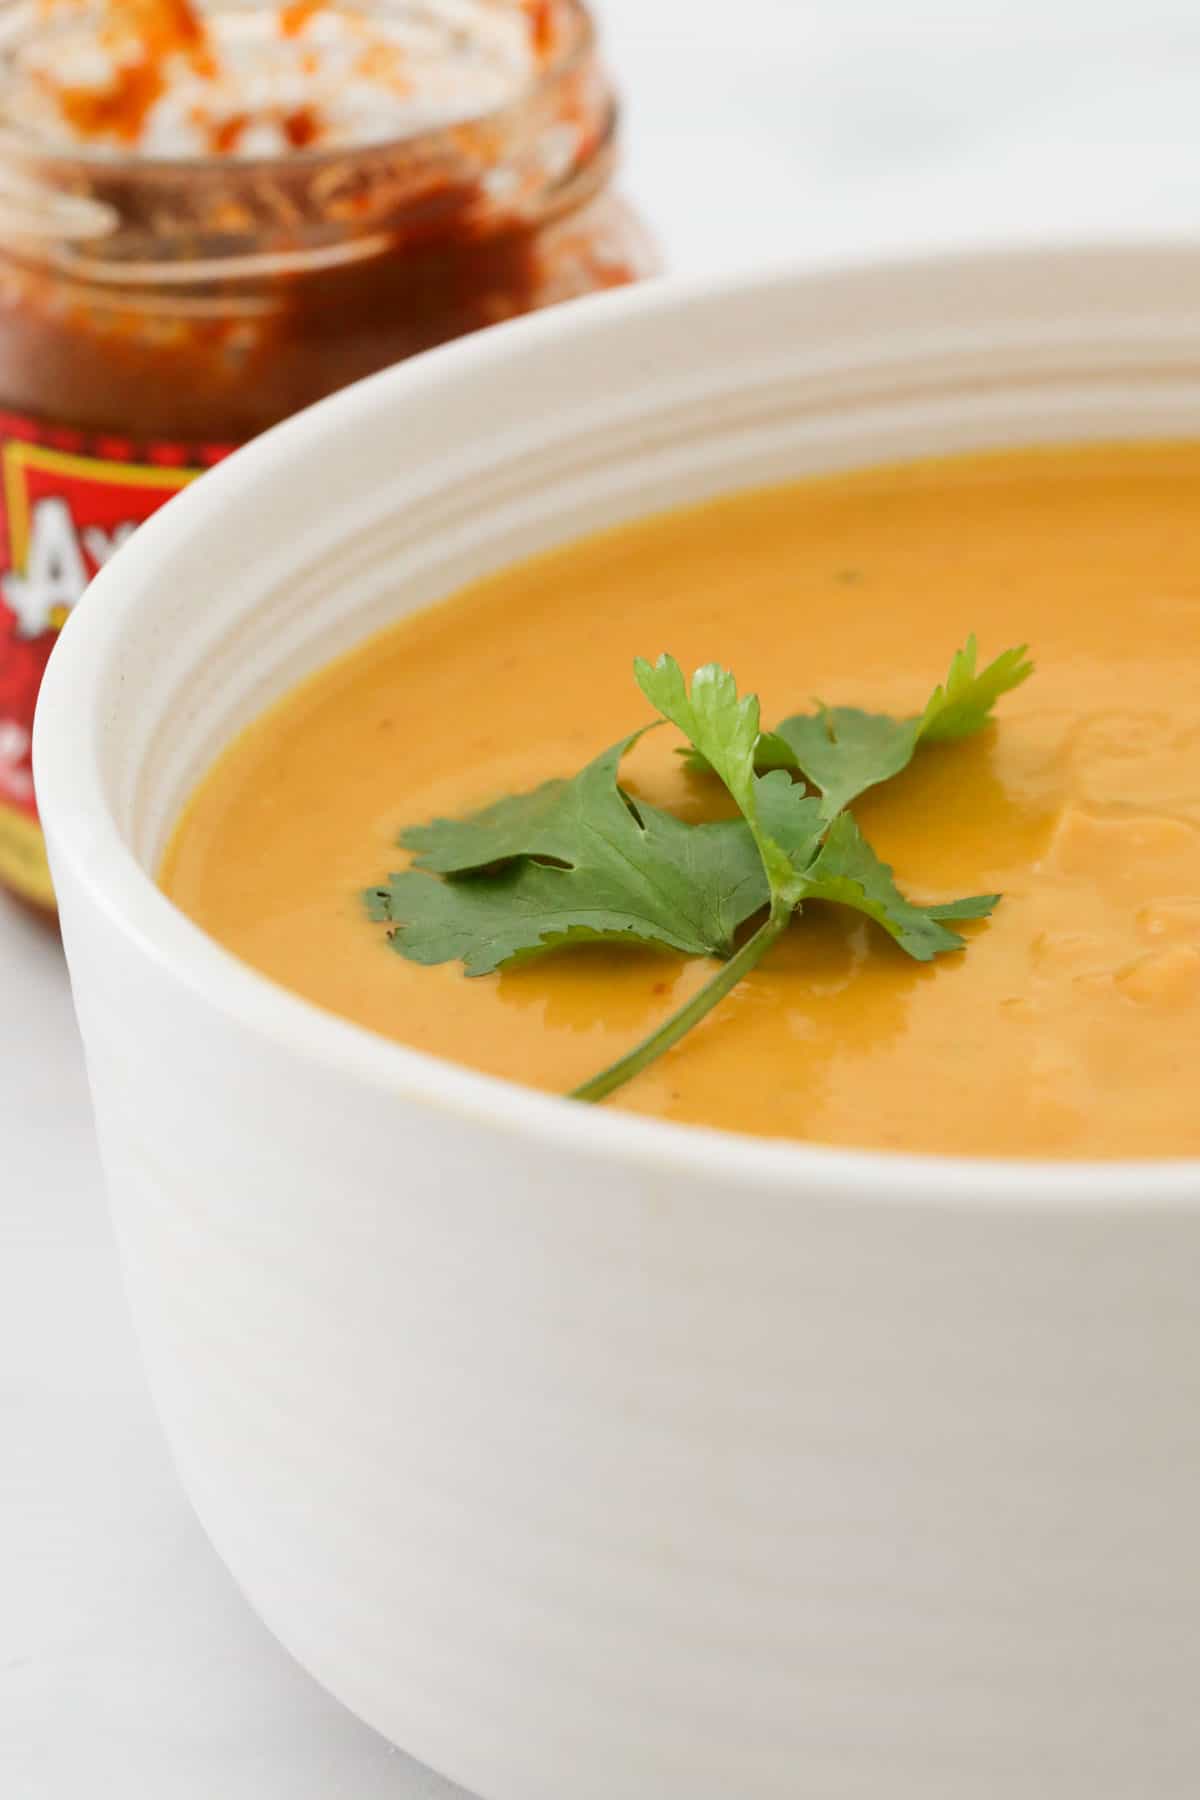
left=4, top=2, right=1197, bottom=1792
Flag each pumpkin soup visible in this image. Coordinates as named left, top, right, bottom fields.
left=161, top=441, right=1200, bottom=1159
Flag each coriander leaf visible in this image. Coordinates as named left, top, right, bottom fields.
left=923, top=893, right=1002, bottom=923
left=634, top=655, right=805, bottom=904
left=369, top=731, right=768, bottom=975
left=768, top=705, right=919, bottom=820
left=753, top=768, right=827, bottom=874
left=799, top=812, right=999, bottom=963
left=679, top=728, right=797, bottom=777
left=917, top=635, right=1035, bottom=744
left=403, top=775, right=576, bottom=874
left=761, top=637, right=1034, bottom=818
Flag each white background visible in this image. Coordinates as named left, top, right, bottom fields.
left=4, top=2, right=1199, bottom=1793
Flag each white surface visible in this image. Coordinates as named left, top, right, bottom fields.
left=4, top=2, right=1200, bottom=1794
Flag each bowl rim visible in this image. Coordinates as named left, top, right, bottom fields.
left=35, top=238, right=1200, bottom=1209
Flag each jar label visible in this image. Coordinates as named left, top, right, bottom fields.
left=0, top=412, right=234, bottom=906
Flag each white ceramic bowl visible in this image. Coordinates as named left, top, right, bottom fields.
left=35, top=245, right=1200, bottom=1800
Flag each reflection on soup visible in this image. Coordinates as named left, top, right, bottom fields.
left=161, top=442, right=1200, bottom=1159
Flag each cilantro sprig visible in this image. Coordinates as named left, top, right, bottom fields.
left=368, top=638, right=1030, bottom=1104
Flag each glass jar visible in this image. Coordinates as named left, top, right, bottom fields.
left=0, top=0, right=655, bottom=908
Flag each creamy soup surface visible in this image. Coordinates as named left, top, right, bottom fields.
left=162, top=443, right=1200, bottom=1159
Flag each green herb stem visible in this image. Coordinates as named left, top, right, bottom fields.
left=570, top=902, right=792, bottom=1105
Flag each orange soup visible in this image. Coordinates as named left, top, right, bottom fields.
left=161, top=443, right=1200, bottom=1159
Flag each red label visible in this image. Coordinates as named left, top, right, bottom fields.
left=0, top=412, right=234, bottom=904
